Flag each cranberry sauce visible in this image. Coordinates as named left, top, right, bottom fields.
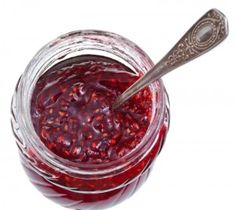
left=31, top=55, right=152, bottom=164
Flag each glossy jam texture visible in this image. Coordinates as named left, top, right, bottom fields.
left=23, top=55, right=169, bottom=210
left=31, top=55, right=152, bottom=164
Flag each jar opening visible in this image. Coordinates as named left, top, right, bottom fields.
left=16, top=30, right=166, bottom=175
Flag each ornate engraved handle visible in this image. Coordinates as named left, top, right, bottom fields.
left=162, top=8, right=228, bottom=69
left=112, top=9, right=228, bottom=109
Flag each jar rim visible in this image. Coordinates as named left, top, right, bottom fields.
left=15, top=30, right=166, bottom=175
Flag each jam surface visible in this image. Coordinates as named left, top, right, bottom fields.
left=31, top=55, right=152, bottom=164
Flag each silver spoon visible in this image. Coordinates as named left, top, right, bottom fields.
left=112, top=9, right=228, bottom=109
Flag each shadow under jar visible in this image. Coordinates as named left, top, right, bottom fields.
left=11, top=30, right=170, bottom=210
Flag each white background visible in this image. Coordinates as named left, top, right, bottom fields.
left=0, top=0, right=234, bottom=209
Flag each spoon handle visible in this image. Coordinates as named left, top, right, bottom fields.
left=112, top=9, right=228, bottom=109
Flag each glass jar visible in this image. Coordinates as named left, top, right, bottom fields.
left=11, top=30, right=170, bottom=210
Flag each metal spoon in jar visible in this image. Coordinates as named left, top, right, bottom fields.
left=112, top=9, right=228, bottom=110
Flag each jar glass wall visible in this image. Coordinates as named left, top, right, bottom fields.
left=11, top=30, right=170, bottom=210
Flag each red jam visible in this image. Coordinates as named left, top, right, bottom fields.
left=31, top=55, right=152, bottom=164
left=20, top=55, right=168, bottom=210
